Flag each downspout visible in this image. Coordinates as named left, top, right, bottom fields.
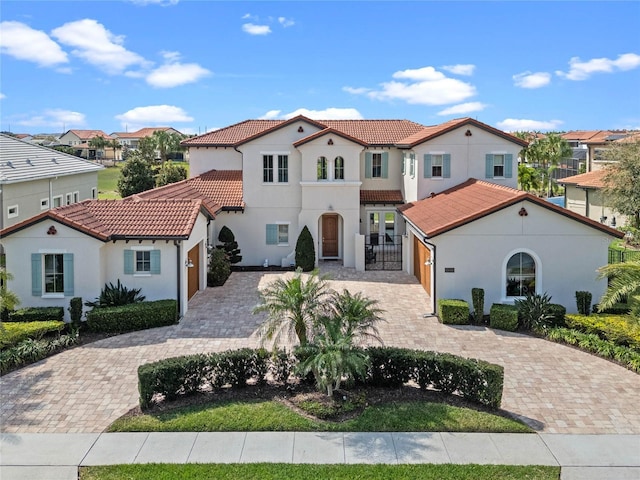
left=174, top=240, right=181, bottom=319
left=422, top=237, right=437, bottom=316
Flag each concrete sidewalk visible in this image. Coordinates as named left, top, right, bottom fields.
left=1, top=432, right=639, bottom=480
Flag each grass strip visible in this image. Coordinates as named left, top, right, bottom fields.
left=108, top=399, right=531, bottom=433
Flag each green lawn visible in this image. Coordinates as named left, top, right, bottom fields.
left=108, top=399, right=532, bottom=433
left=80, top=464, right=559, bottom=480
left=97, top=161, right=189, bottom=200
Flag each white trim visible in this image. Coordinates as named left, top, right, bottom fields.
left=38, top=248, right=68, bottom=254
left=65, top=193, right=72, bottom=205
left=130, top=246, right=155, bottom=251
left=275, top=221, right=290, bottom=246
left=40, top=198, right=49, bottom=210
left=500, top=248, right=542, bottom=302
left=73, top=191, right=80, bottom=203
left=7, top=205, right=18, bottom=218
left=52, top=195, right=63, bottom=208
left=428, top=151, right=446, bottom=155
left=299, top=181, right=361, bottom=187
left=91, top=187, right=97, bottom=199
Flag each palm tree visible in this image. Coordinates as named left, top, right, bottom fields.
left=108, top=138, right=121, bottom=162
left=597, top=261, right=640, bottom=316
left=518, top=164, right=541, bottom=192
left=328, top=289, right=384, bottom=346
left=253, top=268, right=331, bottom=346
left=542, top=133, right=572, bottom=197
left=151, top=130, right=184, bottom=163
left=88, top=136, right=107, bottom=163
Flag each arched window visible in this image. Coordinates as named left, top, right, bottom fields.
left=334, top=156, right=344, bottom=180
left=506, top=252, right=536, bottom=297
left=317, top=156, right=327, bottom=180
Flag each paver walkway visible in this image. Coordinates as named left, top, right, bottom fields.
left=1, top=266, right=639, bottom=434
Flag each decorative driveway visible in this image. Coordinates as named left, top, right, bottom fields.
left=1, top=266, right=639, bottom=434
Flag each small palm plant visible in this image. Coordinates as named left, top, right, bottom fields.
left=515, top=292, right=553, bottom=331
left=253, top=268, right=331, bottom=346
left=328, top=289, right=384, bottom=346
left=85, top=280, right=145, bottom=308
left=597, top=261, right=640, bottom=316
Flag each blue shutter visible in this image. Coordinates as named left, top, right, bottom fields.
left=381, top=152, right=388, bottom=178
left=504, top=154, right=513, bottom=178
left=485, top=154, right=494, bottom=178
left=443, top=154, right=451, bottom=178
left=124, top=250, right=134, bottom=274
left=266, top=224, right=278, bottom=245
left=424, top=154, right=432, bottom=178
left=63, top=253, right=74, bottom=296
left=31, top=253, right=42, bottom=296
left=150, top=250, right=161, bottom=274
left=364, top=152, right=372, bottom=179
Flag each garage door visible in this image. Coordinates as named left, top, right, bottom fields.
left=413, top=236, right=431, bottom=295
left=187, top=244, right=200, bottom=300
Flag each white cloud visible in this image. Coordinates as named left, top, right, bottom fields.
left=513, top=71, right=551, bottom=89
left=437, top=102, right=487, bottom=116
left=441, top=64, right=475, bottom=76
left=497, top=118, right=563, bottom=132
left=278, top=17, right=295, bottom=27
left=14, top=109, right=86, bottom=128
left=115, top=105, right=193, bottom=129
left=242, top=23, right=271, bottom=35
left=556, top=53, right=640, bottom=81
left=347, top=66, right=476, bottom=106
left=128, top=0, right=179, bottom=5
left=146, top=52, right=211, bottom=88
left=52, top=19, right=148, bottom=75
left=260, top=107, right=364, bottom=120
left=0, top=21, right=68, bottom=67
left=0, top=93, right=5, bottom=100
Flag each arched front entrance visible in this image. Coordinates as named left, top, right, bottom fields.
left=320, top=213, right=341, bottom=259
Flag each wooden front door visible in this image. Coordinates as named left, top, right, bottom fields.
left=413, top=236, right=431, bottom=294
left=322, top=215, right=339, bottom=257
left=187, top=244, right=200, bottom=300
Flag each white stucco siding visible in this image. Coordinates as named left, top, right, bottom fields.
left=564, top=186, right=622, bottom=227
left=413, top=127, right=521, bottom=200
left=565, top=185, right=588, bottom=217
left=188, top=147, right=242, bottom=177
left=430, top=201, right=615, bottom=314
left=2, top=221, right=104, bottom=321
left=359, top=148, right=404, bottom=190
left=402, top=151, right=418, bottom=203
left=296, top=136, right=363, bottom=183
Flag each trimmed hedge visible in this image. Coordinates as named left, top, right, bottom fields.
left=7, top=307, right=64, bottom=322
left=548, top=304, right=566, bottom=327
left=138, top=347, right=504, bottom=410
left=489, top=304, right=519, bottom=331
left=0, top=321, right=65, bottom=349
left=86, top=299, right=177, bottom=334
left=437, top=299, right=470, bottom=325
left=565, top=314, right=640, bottom=349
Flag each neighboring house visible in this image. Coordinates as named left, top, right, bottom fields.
left=0, top=133, right=103, bottom=234
left=111, top=127, right=185, bottom=161
left=0, top=197, right=216, bottom=320
left=561, top=130, right=635, bottom=172
left=559, top=170, right=622, bottom=227
left=58, top=129, right=116, bottom=161
left=399, top=179, right=623, bottom=314
left=183, top=116, right=526, bottom=269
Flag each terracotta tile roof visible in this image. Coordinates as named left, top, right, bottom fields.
left=396, top=117, right=529, bottom=148
left=112, top=127, right=180, bottom=139
left=360, top=190, right=404, bottom=204
left=68, top=130, right=113, bottom=140
left=399, top=178, right=623, bottom=239
left=136, top=170, right=244, bottom=210
left=0, top=198, right=216, bottom=241
left=182, top=116, right=426, bottom=147
left=559, top=170, right=605, bottom=189
left=293, top=128, right=368, bottom=147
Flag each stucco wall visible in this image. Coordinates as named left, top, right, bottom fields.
left=565, top=185, right=623, bottom=227
left=188, top=147, right=242, bottom=177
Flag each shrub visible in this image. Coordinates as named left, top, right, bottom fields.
left=594, top=303, right=631, bottom=315
left=85, top=299, right=177, bottom=334
left=437, top=299, right=470, bottom=325
left=0, top=331, right=79, bottom=375
left=295, top=225, right=316, bottom=272
left=515, top=292, right=553, bottom=331
left=548, top=303, right=566, bottom=327
left=208, top=348, right=269, bottom=389
left=8, top=307, right=64, bottom=322
left=207, top=248, right=231, bottom=287
left=489, top=304, right=519, bottom=331
left=217, top=226, right=242, bottom=265
left=365, top=346, right=415, bottom=388
left=68, top=297, right=83, bottom=327
left=0, top=321, right=65, bottom=349
left=471, top=288, right=485, bottom=324
left=85, top=280, right=145, bottom=309
left=155, top=161, right=187, bottom=187
left=565, top=313, right=640, bottom=349
left=575, top=291, right=592, bottom=315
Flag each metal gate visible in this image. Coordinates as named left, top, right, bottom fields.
left=364, top=234, right=402, bottom=270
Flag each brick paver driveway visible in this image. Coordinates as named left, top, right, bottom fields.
left=1, top=266, right=639, bottom=434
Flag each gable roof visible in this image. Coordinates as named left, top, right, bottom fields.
left=559, top=170, right=605, bottom=189
left=399, top=178, right=623, bottom=239
left=182, top=116, right=426, bottom=147
left=63, top=129, right=113, bottom=140
left=293, top=127, right=368, bottom=147
left=112, top=127, right=181, bottom=139
left=135, top=170, right=244, bottom=211
left=0, top=198, right=216, bottom=241
left=0, top=133, right=103, bottom=184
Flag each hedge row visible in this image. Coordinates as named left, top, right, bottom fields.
left=138, top=347, right=504, bottom=410
left=0, top=332, right=79, bottom=375
left=7, top=307, right=64, bottom=322
left=86, top=300, right=177, bottom=334
left=0, top=321, right=65, bottom=349
left=565, top=314, right=640, bottom=349
left=437, top=299, right=470, bottom=325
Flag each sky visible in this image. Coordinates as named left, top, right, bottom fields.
left=1, top=1, right=639, bottom=136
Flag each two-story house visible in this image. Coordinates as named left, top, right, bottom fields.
left=111, top=127, right=185, bottom=161
left=58, top=129, right=116, bottom=161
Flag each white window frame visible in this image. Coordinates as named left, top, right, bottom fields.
left=91, top=187, right=97, bottom=199
left=38, top=249, right=68, bottom=299
left=131, top=246, right=154, bottom=276
left=73, top=191, right=80, bottom=203
left=371, top=153, right=383, bottom=178
left=501, top=248, right=542, bottom=302
left=7, top=205, right=19, bottom=218
left=317, top=156, right=328, bottom=180
left=40, top=198, right=50, bottom=210
left=334, top=156, right=345, bottom=180
left=410, top=152, right=415, bottom=178
left=277, top=223, right=289, bottom=246
left=65, top=193, right=72, bottom=205
left=262, top=151, right=290, bottom=184
left=53, top=195, right=63, bottom=208
left=492, top=152, right=506, bottom=178
left=431, top=154, right=444, bottom=178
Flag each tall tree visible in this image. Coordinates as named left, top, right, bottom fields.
left=152, top=130, right=184, bottom=163
left=137, top=136, right=157, bottom=163
left=108, top=138, right=121, bottom=162
left=88, top=136, right=107, bottom=162
left=117, top=151, right=155, bottom=197
left=601, top=140, right=640, bottom=229
left=542, top=133, right=572, bottom=197
left=155, top=161, right=187, bottom=187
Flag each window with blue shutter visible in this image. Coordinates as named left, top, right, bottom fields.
left=31, top=253, right=42, bottom=296
left=124, top=250, right=134, bottom=274
left=150, top=250, right=161, bottom=274
left=443, top=154, right=451, bottom=178
left=424, top=154, right=432, bottom=178
left=485, top=154, right=494, bottom=179
left=504, top=154, right=513, bottom=178
left=381, top=152, right=388, bottom=178
left=266, top=224, right=278, bottom=245
left=364, top=152, right=372, bottom=179
left=63, top=253, right=74, bottom=296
